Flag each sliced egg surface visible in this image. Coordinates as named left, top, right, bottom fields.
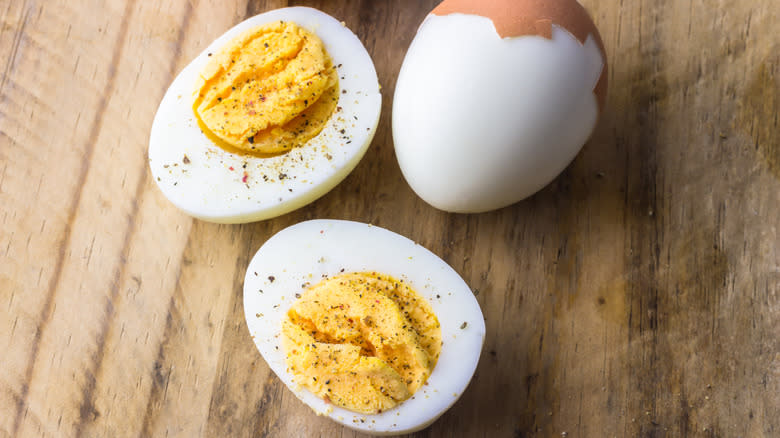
left=149, top=8, right=381, bottom=223
left=244, top=220, right=485, bottom=435
left=393, top=0, right=606, bottom=213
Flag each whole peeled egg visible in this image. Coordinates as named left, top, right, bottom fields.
left=393, top=0, right=607, bottom=213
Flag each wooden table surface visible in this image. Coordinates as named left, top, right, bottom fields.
left=1, top=0, right=778, bottom=436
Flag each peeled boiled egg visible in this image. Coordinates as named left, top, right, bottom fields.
left=149, top=8, right=381, bottom=223
left=393, top=0, right=607, bottom=213
left=243, top=220, right=485, bottom=435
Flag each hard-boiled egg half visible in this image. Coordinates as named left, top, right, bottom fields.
left=149, top=8, right=381, bottom=223
left=244, top=220, right=485, bottom=435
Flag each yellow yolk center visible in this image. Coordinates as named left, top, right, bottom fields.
left=193, top=21, right=339, bottom=155
left=282, top=272, right=442, bottom=415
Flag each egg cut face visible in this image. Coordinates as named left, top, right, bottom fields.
left=281, top=271, right=441, bottom=415
left=149, top=8, right=381, bottom=224
left=244, top=220, right=485, bottom=435
left=392, top=0, right=607, bottom=213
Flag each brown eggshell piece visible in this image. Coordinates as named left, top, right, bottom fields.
left=432, top=0, right=608, bottom=110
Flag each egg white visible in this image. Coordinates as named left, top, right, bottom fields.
left=149, top=8, right=381, bottom=223
left=243, top=220, right=485, bottom=435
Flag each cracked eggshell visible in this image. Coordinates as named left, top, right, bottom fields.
left=393, top=0, right=607, bottom=213
left=243, top=220, right=485, bottom=435
left=149, top=7, right=381, bottom=224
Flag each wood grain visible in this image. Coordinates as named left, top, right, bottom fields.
left=1, top=0, right=777, bottom=437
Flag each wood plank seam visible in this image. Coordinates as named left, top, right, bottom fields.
left=11, top=1, right=137, bottom=434
left=0, top=1, right=30, bottom=98
left=73, top=1, right=197, bottom=436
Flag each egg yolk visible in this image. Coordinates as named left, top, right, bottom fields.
left=282, top=272, right=442, bottom=414
left=193, top=21, right=339, bottom=155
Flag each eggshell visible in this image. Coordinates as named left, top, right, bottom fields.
left=392, top=0, right=607, bottom=213
left=243, top=220, right=485, bottom=435
left=432, top=0, right=607, bottom=107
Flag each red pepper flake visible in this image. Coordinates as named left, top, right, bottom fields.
left=229, top=166, right=234, bottom=171
left=320, top=230, right=324, bottom=234
left=323, top=395, right=331, bottom=404
left=182, top=154, right=190, bottom=164
left=242, top=171, right=248, bottom=183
